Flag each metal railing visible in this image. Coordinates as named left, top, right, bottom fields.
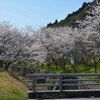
left=25, top=73, right=100, bottom=92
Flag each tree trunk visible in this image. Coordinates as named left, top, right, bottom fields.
left=4, top=62, right=11, bottom=71
left=5, top=65, right=9, bottom=71
left=93, top=58, right=97, bottom=73
left=0, top=60, right=3, bottom=68
left=72, top=65, right=77, bottom=73
left=63, top=66, right=66, bottom=72
left=56, top=64, right=58, bottom=70
left=94, top=63, right=97, bottom=73
left=83, top=59, right=86, bottom=66
left=47, top=63, right=50, bottom=69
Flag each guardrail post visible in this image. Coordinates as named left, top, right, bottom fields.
left=59, top=74, right=63, bottom=92
left=33, top=78, right=36, bottom=92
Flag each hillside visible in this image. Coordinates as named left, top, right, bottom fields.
left=0, top=69, right=28, bottom=100
left=47, top=0, right=100, bottom=28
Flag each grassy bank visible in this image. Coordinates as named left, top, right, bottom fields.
left=0, top=69, right=28, bottom=100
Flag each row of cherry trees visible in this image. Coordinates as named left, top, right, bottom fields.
left=0, top=2, right=100, bottom=73
left=34, top=2, right=100, bottom=73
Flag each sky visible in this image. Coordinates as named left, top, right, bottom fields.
left=0, top=0, right=93, bottom=29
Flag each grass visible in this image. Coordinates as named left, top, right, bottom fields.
left=0, top=69, right=28, bottom=100
left=38, top=63, right=100, bottom=84
left=38, top=63, right=100, bottom=74
left=10, top=62, right=40, bottom=68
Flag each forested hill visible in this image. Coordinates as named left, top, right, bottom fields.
left=47, top=0, right=100, bottom=28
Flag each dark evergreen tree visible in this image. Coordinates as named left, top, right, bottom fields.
left=54, top=19, right=58, bottom=24
left=82, top=2, right=88, bottom=7
left=47, top=22, right=52, bottom=27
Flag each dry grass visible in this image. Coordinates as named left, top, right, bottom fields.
left=0, top=70, right=28, bottom=100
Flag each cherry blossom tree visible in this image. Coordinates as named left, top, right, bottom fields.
left=34, top=27, right=74, bottom=72
left=75, top=2, right=100, bottom=73
left=0, top=22, right=35, bottom=70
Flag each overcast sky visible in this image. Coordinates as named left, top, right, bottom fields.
left=0, top=0, right=93, bottom=29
